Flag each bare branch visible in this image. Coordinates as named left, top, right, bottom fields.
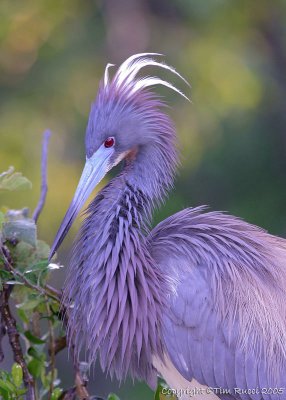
left=0, top=323, right=6, bottom=362
left=75, top=369, right=90, bottom=400
left=53, top=343, right=90, bottom=399
left=33, top=130, right=51, bottom=223
left=59, top=387, right=76, bottom=400
left=45, top=283, right=62, bottom=299
left=0, top=254, right=35, bottom=400
left=1, top=289, right=36, bottom=399
left=57, top=359, right=91, bottom=400
left=46, top=298, right=56, bottom=400
left=0, top=285, right=7, bottom=364
left=49, top=336, right=67, bottom=356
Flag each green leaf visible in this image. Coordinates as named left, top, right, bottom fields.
left=154, top=386, right=160, bottom=400
left=24, top=331, right=46, bottom=344
left=0, top=378, right=16, bottom=393
left=36, top=240, right=50, bottom=259
left=0, top=371, right=10, bottom=380
left=28, top=358, right=44, bottom=378
left=11, top=363, right=23, bottom=388
left=51, top=387, right=63, bottom=400
left=0, top=270, right=13, bottom=281
left=14, top=241, right=34, bottom=263
left=16, top=388, right=27, bottom=396
left=28, top=346, right=42, bottom=360
left=107, top=394, right=120, bottom=400
left=17, top=298, right=42, bottom=311
left=0, top=167, right=32, bottom=191
left=0, top=387, right=9, bottom=400
left=24, top=260, right=49, bottom=274
left=154, top=381, right=177, bottom=400
left=17, top=309, right=29, bottom=324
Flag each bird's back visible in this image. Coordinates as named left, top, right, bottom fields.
left=148, top=206, right=286, bottom=400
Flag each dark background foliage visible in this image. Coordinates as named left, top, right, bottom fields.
left=1, top=0, right=286, bottom=398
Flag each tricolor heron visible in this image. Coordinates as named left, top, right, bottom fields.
left=50, top=54, right=286, bottom=399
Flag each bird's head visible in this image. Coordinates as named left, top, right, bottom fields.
left=50, top=53, right=189, bottom=259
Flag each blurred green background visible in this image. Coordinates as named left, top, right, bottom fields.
left=1, top=0, right=286, bottom=398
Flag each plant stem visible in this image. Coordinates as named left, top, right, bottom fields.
left=1, top=285, right=35, bottom=400
left=33, top=130, right=51, bottom=223
left=46, top=297, right=56, bottom=400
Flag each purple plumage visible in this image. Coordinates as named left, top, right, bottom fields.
left=50, top=54, right=286, bottom=399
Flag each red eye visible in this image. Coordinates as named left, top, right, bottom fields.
left=104, top=137, right=115, bottom=148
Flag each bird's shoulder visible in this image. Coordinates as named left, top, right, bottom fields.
left=147, top=206, right=286, bottom=399
left=148, top=205, right=286, bottom=274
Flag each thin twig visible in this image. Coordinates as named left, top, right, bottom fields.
left=0, top=323, right=6, bottom=362
left=70, top=340, right=90, bottom=399
left=46, top=297, right=56, bottom=400
left=0, top=262, right=35, bottom=399
left=49, top=336, right=67, bottom=356
left=0, top=280, right=7, bottom=363
left=61, top=318, right=90, bottom=399
left=2, top=290, right=36, bottom=400
left=49, top=335, right=90, bottom=398
left=31, top=312, right=41, bottom=338
left=75, top=370, right=90, bottom=400
left=59, top=387, right=76, bottom=400
left=33, top=130, right=51, bottom=223
left=45, top=283, right=62, bottom=299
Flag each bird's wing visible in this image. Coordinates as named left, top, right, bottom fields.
left=148, top=206, right=286, bottom=400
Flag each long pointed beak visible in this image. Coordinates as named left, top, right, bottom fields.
left=49, top=145, right=114, bottom=260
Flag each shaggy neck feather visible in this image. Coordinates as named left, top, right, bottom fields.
left=64, top=138, right=176, bottom=385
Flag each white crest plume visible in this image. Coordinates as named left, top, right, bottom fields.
left=103, top=53, right=190, bottom=101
